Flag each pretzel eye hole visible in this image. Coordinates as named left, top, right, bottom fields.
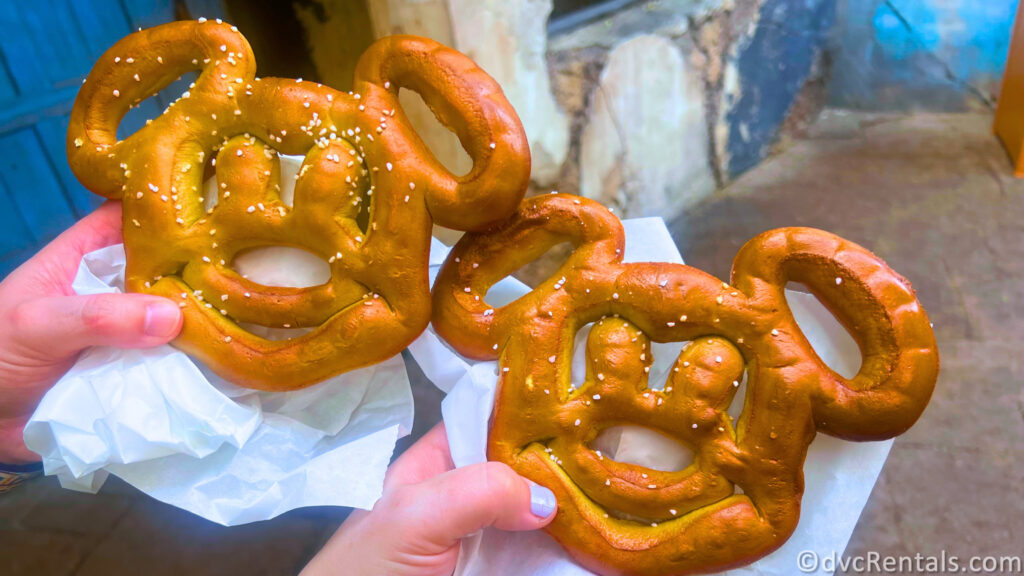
left=117, top=71, right=198, bottom=141
left=785, top=282, right=862, bottom=379
left=398, top=88, right=472, bottom=177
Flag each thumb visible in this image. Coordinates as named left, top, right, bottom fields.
left=393, top=461, right=556, bottom=550
left=12, top=293, right=183, bottom=358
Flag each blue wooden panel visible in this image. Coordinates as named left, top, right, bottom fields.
left=36, top=114, right=100, bottom=217
left=0, top=176, right=35, bottom=258
left=0, top=2, right=50, bottom=94
left=0, top=128, right=76, bottom=243
left=17, top=2, right=94, bottom=89
left=70, top=0, right=134, bottom=61
left=0, top=249, right=29, bottom=279
left=0, top=0, right=185, bottom=280
left=121, top=0, right=176, bottom=31
left=0, top=83, right=79, bottom=135
left=0, top=242, right=39, bottom=278
left=0, top=55, right=16, bottom=104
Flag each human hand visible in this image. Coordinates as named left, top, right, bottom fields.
left=302, top=423, right=557, bottom=576
left=0, top=201, right=183, bottom=464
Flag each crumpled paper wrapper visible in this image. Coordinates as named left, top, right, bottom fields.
left=408, top=218, right=892, bottom=576
left=23, top=155, right=413, bottom=526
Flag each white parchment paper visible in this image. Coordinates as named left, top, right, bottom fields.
left=409, top=218, right=891, bottom=576
left=23, top=244, right=413, bottom=526
left=23, top=154, right=414, bottom=526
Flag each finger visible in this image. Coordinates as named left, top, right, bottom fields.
left=384, top=422, right=455, bottom=489
left=12, top=293, right=182, bottom=358
left=393, top=461, right=556, bottom=551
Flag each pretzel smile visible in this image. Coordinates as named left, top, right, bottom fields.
left=180, top=263, right=372, bottom=327
left=180, top=241, right=374, bottom=328
left=528, top=440, right=729, bottom=525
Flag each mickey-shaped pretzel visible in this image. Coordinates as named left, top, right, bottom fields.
left=67, top=20, right=529, bottom=390
left=432, top=194, right=939, bottom=575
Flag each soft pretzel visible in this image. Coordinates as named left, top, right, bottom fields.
left=432, top=194, right=939, bottom=576
left=66, top=20, right=529, bottom=390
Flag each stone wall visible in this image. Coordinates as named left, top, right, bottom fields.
left=296, top=0, right=836, bottom=222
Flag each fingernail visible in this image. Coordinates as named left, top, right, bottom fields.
left=529, top=484, right=556, bottom=518
left=144, top=300, right=181, bottom=338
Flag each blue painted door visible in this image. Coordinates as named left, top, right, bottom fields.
left=0, top=0, right=224, bottom=278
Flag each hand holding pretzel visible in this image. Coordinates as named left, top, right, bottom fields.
left=431, top=194, right=939, bottom=576
left=67, top=20, right=529, bottom=390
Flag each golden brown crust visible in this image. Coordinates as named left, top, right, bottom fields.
left=67, top=20, right=529, bottom=390
left=431, top=194, right=939, bottom=575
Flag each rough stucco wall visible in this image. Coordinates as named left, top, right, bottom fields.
left=547, top=0, right=836, bottom=191
left=725, top=0, right=836, bottom=175
left=830, top=0, right=1018, bottom=111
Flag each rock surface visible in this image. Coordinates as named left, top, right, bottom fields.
left=292, top=0, right=834, bottom=223
left=579, top=35, right=715, bottom=218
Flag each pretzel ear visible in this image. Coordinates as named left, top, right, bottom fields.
left=353, top=35, right=529, bottom=232
left=432, top=194, right=623, bottom=360
left=731, top=228, right=939, bottom=440
left=67, top=20, right=252, bottom=198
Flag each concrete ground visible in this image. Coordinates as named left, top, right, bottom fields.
left=1, top=110, right=1020, bottom=574
left=671, top=110, right=1024, bottom=573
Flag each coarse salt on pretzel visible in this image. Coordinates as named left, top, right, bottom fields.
left=432, top=193, right=939, bottom=576
left=66, top=20, right=530, bottom=390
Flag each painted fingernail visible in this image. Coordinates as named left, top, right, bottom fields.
left=529, top=484, right=556, bottom=518
left=144, top=300, right=181, bottom=338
